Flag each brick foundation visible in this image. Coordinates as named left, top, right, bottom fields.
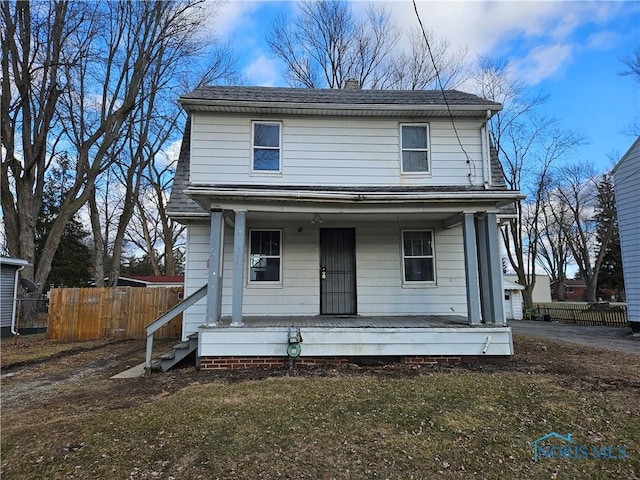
left=199, top=355, right=496, bottom=370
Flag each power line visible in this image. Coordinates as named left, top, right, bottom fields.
left=412, top=0, right=477, bottom=184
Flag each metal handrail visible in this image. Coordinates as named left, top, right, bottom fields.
left=145, top=284, right=207, bottom=370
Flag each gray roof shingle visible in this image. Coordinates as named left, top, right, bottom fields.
left=166, top=118, right=208, bottom=218
left=180, top=86, right=501, bottom=108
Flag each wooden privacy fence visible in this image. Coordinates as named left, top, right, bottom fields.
left=47, top=287, right=184, bottom=341
left=533, top=302, right=628, bottom=327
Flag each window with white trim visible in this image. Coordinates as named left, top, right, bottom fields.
left=252, top=121, right=281, bottom=171
left=402, top=230, right=435, bottom=282
left=400, top=123, right=430, bottom=173
left=249, top=230, right=281, bottom=282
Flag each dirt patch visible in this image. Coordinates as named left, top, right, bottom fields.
left=1, top=334, right=639, bottom=480
left=3, top=333, right=639, bottom=414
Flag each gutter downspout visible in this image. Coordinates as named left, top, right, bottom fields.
left=481, top=109, right=491, bottom=189
left=11, top=265, right=25, bottom=336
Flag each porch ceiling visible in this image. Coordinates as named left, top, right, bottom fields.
left=243, top=211, right=455, bottom=223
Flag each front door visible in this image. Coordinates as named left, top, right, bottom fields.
left=320, top=228, right=357, bottom=315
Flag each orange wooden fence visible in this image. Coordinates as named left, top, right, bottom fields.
left=47, top=287, right=184, bottom=341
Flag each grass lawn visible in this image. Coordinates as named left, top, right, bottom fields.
left=1, top=333, right=638, bottom=479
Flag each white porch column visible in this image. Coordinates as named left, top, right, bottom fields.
left=485, top=213, right=506, bottom=324
left=462, top=213, right=482, bottom=325
left=206, top=209, right=225, bottom=326
left=475, top=213, right=492, bottom=323
left=231, top=210, right=246, bottom=327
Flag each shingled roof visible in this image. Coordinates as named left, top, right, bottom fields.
left=181, top=86, right=502, bottom=108
left=166, top=118, right=208, bottom=219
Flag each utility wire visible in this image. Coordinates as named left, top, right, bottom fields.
left=412, top=0, right=477, bottom=184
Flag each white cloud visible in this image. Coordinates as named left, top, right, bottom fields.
left=585, top=30, right=621, bottom=50
left=243, top=54, right=282, bottom=86
left=381, top=0, right=625, bottom=83
left=204, top=0, right=263, bottom=39
left=511, top=44, right=573, bottom=85
left=156, top=138, right=182, bottom=170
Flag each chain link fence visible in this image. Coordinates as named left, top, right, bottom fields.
left=13, top=297, right=49, bottom=334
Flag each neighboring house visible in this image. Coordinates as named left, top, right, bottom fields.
left=0, top=257, right=30, bottom=337
left=163, top=86, right=521, bottom=369
left=117, top=276, right=184, bottom=288
left=550, top=278, right=588, bottom=301
left=612, top=137, right=640, bottom=333
left=504, top=274, right=552, bottom=303
left=503, top=279, right=524, bottom=320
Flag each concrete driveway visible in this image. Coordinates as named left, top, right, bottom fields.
left=509, top=320, right=640, bottom=355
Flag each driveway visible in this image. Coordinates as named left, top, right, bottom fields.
left=509, top=320, right=640, bottom=355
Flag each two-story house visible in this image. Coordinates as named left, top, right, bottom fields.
left=162, top=86, right=521, bottom=370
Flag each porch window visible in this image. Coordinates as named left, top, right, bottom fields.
left=402, top=230, right=435, bottom=283
left=252, top=121, right=281, bottom=172
left=249, top=229, right=281, bottom=283
left=400, top=124, right=429, bottom=173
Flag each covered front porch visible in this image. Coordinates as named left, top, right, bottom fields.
left=176, top=187, right=519, bottom=366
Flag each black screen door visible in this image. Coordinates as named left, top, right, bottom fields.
left=320, top=228, right=357, bottom=315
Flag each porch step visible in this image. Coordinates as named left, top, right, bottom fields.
left=154, top=333, right=198, bottom=372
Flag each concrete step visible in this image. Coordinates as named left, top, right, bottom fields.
left=154, top=333, right=198, bottom=372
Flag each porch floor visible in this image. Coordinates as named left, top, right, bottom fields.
left=216, top=315, right=503, bottom=328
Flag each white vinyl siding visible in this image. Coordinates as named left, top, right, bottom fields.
left=613, top=140, right=640, bottom=323
left=355, top=223, right=466, bottom=316
left=190, top=114, right=484, bottom=187
left=400, top=124, right=430, bottom=173
left=181, top=220, right=468, bottom=338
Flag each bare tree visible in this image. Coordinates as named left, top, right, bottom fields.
left=383, top=27, right=468, bottom=90
left=267, top=1, right=400, bottom=88
left=551, top=165, right=617, bottom=302
left=2, top=0, right=234, bottom=290
left=268, top=1, right=469, bottom=91
left=622, top=46, right=640, bottom=81
left=471, top=57, right=583, bottom=310
left=1, top=0, right=87, bottom=282
left=537, top=186, right=572, bottom=300
left=621, top=47, right=640, bottom=136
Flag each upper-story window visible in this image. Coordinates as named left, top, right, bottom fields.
left=252, top=121, right=281, bottom=172
left=400, top=123, right=430, bottom=173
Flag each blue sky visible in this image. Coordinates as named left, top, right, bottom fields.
left=209, top=0, right=639, bottom=172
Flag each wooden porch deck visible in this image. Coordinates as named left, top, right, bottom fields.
left=199, top=315, right=513, bottom=360
left=217, top=315, right=495, bottom=328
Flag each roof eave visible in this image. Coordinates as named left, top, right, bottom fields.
left=184, top=186, right=522, bottom=205
left=179, top=98, right=502, bottom=116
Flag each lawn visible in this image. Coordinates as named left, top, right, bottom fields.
left=1, top=333, right=638, bottom=479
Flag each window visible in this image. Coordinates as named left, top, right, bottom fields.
left=252, top=121, right=281, bottom=171
left=249, top=230, right=281, bottom=282
left=402, top=230, right=435, bottom=283
left=400, top=124, right=429, bottom=173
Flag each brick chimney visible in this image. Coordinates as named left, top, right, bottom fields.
left=344, top=78, right=361, bottom=89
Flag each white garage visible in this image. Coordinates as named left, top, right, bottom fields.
left=503, top=279, right=524, bottom=321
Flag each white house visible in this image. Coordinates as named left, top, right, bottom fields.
left=612, top=137, right=640, bottom=333
left=0, top=257, right=30, bottom=337
left=159, top=86, right=522, bottom=370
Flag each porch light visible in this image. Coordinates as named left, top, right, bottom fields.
left=311, top=213, right=325, bottom=225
